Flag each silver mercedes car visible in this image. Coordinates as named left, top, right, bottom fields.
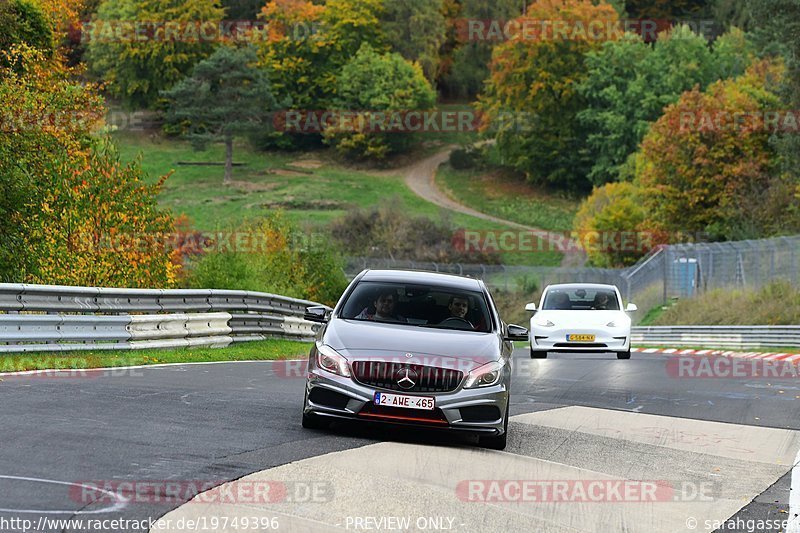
left=301, top=269, right=528, bottom=449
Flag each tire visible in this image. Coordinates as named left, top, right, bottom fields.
left=480, top=401, right=509, bottom=450
left=617, top=350, right=631, bottom=360
left=530, top=348, right=548, bottom=359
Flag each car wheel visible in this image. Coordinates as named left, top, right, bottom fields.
left=480, top=401, right=509, bottom=450
left=530, top=349, right=548, bottom=359
left=617, top=350, right=631, bottom=360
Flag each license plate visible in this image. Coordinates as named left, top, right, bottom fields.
left=374, top=392, right=435, bottom=410
left=567, top=334, right=596, bottom=342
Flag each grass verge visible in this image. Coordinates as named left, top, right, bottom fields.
left=114, top=132, right=562, bottom=266
left=436, top=163, right=579, bottom=232
left=648, top=281, right=800, bottom=326
left=0, top=339, right=310, bottom=373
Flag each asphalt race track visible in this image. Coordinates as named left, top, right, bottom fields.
left=1, top=350, right=799, bottom=533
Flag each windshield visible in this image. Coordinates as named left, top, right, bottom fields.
left=339, top=281, right=493, bottom=332
left=542, top=288, right=620, bottom=311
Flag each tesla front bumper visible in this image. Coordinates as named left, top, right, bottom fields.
left=531, top=325, right=630, bottom=352
left=303, top=369, right=509, bottom=435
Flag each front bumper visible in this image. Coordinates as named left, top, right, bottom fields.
left=303, top=369, right=509, bottom=435
left=530, top=325, right=630, bottom=352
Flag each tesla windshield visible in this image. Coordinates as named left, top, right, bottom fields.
left=339, top=281, right=493, bottom=332
left=543, top=288, right=621, bottom=311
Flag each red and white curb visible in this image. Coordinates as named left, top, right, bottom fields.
left=632, top=347, right=800, bottom=361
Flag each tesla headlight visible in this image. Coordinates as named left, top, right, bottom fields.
left=535, top=318, right=555, bottom=327
left=464, top=360, right=504, bottom=389
left=315, top=343, right=351, bottom=377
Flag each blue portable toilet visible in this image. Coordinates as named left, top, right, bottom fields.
left=673, top=258, right=698, bottom=297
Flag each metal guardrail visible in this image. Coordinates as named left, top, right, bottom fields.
left=0, top=283, right=322, bottom=353
left=632, top=326, right=800, bottom=349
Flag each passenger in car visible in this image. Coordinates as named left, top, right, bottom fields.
left=592, top=293, right=610, bottom=310
left=355, top=290, right=407, bottom=322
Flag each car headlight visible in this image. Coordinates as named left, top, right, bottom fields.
left=607, top=321, right=617, bottom=327
left=464, top=360, right=504, bottom=389
left=315, top=343, right=351, bottom=377
left=535, top=318, right=555, bottom=327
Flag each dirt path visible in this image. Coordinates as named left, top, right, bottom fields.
left=391, top=148, right=587, bottom=268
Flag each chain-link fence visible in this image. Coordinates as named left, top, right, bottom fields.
left=345, top=234, right=800, bottom=323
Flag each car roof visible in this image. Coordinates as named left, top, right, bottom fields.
left=544, top=283, right=620, bottom=291
left=359, top=269, right=484, bottom=291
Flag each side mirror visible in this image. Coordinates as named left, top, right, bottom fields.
left=626, top=303, right=638, bottom=312
left=505, top=324, right=529, bottom=342
left=525, top=302, right=537, bottom=312
left=304, top=305, right=330, bottom=323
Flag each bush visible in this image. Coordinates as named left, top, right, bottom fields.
left=449, top=146, right=480, bottom=170
left=184, top=214, right=348, bottom=306
left=573, top=181, right=651, bottom=267
left=329, top=202, right=501, bottom=264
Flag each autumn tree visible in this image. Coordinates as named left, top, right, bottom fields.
left=573, top=181, right=650, bottom=267
left=636, top=60, right=800, bottom=240
left=479, top=0, right=619, bottom=191
left=85, top=0, right=224, bottom=108
left=0, top=46, right=176, bottom=286
left=256, top=0, right=387, bottom=149
left=163, top=46, right=276, bottom=184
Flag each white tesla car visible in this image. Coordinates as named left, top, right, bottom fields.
left=526, top=283, right=637, bottom=360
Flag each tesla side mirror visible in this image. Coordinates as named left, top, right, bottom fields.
left=626, top=303, right=638, bottom=312
left=506, top=324, right=529, bottom=342
left=525, top=303, right=537, bottom=312
left=304, top=305, right=329, bottom=323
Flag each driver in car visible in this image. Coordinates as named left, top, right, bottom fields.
left=355, top=290, right=406, bottom=323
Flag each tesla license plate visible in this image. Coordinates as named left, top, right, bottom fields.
left=567, top=334, right=596, bottom=342
left=374, top=392, right=435, bottom=410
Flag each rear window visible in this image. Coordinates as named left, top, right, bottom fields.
left=339, top=281, right=493, bottom=332
left=542, top=288, right=620, bottom=311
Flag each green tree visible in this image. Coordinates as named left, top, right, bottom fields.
left=322, top=43, right=436, bottom=160
left=380, top=0, right=446, bottom=83
left=163, top=46, right=277, bottom=184
left=85, top=0, right=224, bottom=108
left=479, top=0, right=619, bottom=191
left=578, top=26, right=752, bottom=185
left=750, top=0, right=800, bottom=207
